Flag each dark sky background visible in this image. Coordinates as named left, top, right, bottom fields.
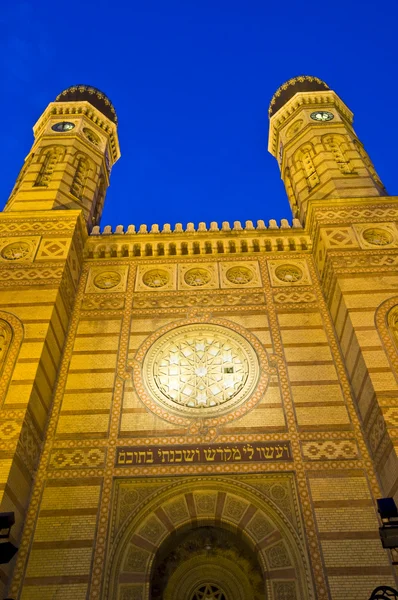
left=1, top=0, right=397, bottom=230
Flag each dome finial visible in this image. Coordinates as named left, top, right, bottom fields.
left=269, top=75, right=329, bottom=117
left=55, top=85, right=117, bottom=125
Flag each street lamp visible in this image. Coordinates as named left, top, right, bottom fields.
left=0, top=512, right=18, bottom=564
left=377, top=498, right=398, bottom=563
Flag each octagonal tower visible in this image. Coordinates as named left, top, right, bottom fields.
left=268, top=76, right=386, bottom=223
left=5, top=85, right=121, bottom=229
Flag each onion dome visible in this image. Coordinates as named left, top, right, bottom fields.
left=55, top=85, right=117, bottom=125
left=269, top=76, right=329, bottom=117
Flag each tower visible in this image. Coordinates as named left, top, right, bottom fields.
left=5, top=85, right=121, bottom=228
left=268, top=76, right=386, bottom=223
left=0, top=85, right=120, bottom=596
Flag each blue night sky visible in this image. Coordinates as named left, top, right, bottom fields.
left=1, top=0, right=397, bottom=230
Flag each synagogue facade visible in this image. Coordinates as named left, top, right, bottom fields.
left=0, top=76, right=398, bottom=599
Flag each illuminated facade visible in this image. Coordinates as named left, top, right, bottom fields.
left=1, top=77, right=398, bottom=599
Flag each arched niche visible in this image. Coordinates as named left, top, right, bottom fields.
left=104, top=475, right=314, bottom=600
left=0, top=311, right=24, bottom=407
left=375, top=296, right=398, bottom=383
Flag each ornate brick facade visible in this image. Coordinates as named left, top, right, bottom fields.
left=0, top=78, right=398, bottom=599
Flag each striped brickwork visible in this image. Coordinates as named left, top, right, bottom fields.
left=3, top=236, right=396, bottom=600
left=0, top=210, right=85, bottom=596
left=2, top=85, right=398, bottom=600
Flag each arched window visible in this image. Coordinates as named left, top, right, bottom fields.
left=322, top=134, right=353, bottom=174
left=0, top=313, right=23, bottom=407
left=353, top=138, right=385, bottom=189
left=92, top=175, right=106, bottom=226
left=375, top=299, right=398, bottom=383
left=284, top=167, right=299, bottom=216
left=34, top=146, right=64, bottom=187
left=295, top=143, right=319, bottom=190
left=388, top=307, right=398, bottom=352
left=0, top=321, right=12, bottom=374
left=70, top=154, right=91, bottom=199
left=10, top=153, right=34, bottom=196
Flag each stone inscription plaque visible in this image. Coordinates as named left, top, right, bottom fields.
left=116, top=441, right=292, bottom=466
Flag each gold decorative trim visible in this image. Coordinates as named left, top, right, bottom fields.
left=269, top=76, right=329, bottom=117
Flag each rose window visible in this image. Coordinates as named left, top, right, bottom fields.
left=143, top=324, right=259, bottom=416
left=184, top=268, right=212, bottom=286
left=191, top=584, right=226, bottom=600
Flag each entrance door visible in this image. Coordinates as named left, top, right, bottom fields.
left=151, top=526, right=265, bottom=600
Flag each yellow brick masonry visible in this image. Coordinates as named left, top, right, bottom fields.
left=2, top=80, right=398, bottom=600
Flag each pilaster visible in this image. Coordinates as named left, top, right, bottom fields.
left=0, top=210, right=86, bottom=594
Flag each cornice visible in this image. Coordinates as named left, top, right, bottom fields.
left=84, top=218, right=311, bottom=258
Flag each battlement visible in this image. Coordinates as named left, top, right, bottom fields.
left=85, top=218, right=310, bottom=258
left=90, top=218, right=303, bottom=236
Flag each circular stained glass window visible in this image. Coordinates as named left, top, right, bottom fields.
left=143, top=324, right=259, bottom=417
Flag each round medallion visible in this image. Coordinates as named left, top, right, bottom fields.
left=51, top=121, right=75, bottom=132
left=363, top=228, right=393, bottom=246
left=1, top=242, right=31, bottom=261
left=226, top=266, right=254, bottom=285
left=184, top=268, right=212, bottom=287
left=83, top=127, right=100, bottom=145
left=286, top=119, right=303, bottom=139
left=191, top=584, right=226, bottom=600
left=310, top=111, right=334, bottom=122
left=93, top=271, right=121, bottom=289
left=143, top=324, right=259, bottom=417
left=143, top=269, right=170, bottom=288
left=275, top=264, right=303, bottom=283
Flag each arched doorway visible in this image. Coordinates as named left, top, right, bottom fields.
left=151, top=525, right=265, bottom=599
left=105, top=474, right=314, bottom=600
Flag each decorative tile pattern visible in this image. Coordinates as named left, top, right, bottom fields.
left=301, top=440, right=358, bottom=461
left=49, top=448, right=106, bottom=469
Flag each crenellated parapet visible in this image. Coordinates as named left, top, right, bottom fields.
left=85, top=218, right=310, bottom=258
